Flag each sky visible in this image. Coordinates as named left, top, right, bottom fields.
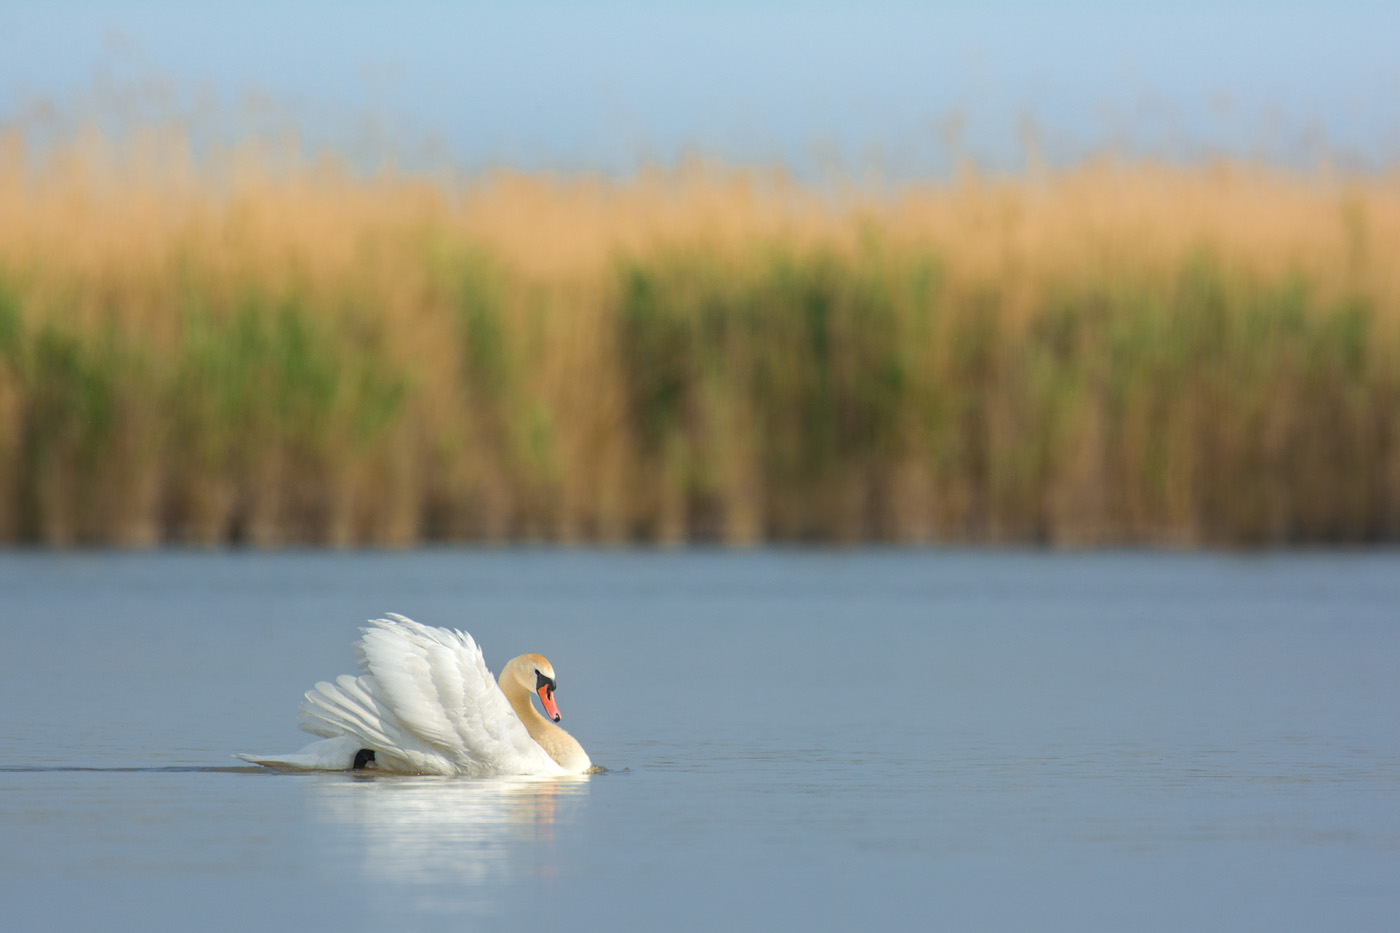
left=2, top=1, right=1398, bottom=176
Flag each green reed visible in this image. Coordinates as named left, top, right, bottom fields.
left=611, top=244, right=1398, bottom=544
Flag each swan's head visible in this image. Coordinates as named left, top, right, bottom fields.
left=504, top=653, right=562, bottom=722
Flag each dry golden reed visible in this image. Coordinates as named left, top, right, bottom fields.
left=1, top=128, right=1398, bottom=546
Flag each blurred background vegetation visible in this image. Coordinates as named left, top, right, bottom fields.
left=1, top=128, right=1397, bottom=546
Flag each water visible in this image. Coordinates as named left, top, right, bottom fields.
left=1, top=549, right=1398, bottom=930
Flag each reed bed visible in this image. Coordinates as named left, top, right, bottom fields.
left=1, top=128, right=1398, bottom=546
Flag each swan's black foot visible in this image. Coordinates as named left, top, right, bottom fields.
left=352, top=748, right=376, bottom=770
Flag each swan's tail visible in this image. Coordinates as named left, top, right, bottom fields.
left=234, top=735, right=364, bottom=770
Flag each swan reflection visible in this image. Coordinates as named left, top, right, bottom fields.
left=309, top=773, right=590, bottom=907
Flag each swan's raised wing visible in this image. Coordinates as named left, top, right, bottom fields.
left=351, top=614, right=564, bottom=776
left=298, top=672, right=454, bottom=774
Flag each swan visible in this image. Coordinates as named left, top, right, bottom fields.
left=237, top=614, right=592, bottom=776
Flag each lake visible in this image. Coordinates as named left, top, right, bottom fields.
left=1, top=548, right=1397, bottom=931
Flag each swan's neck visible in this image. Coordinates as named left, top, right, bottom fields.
left=499, top=676, right=591, bottom=773
left=503, top=682, right=555, bottom=743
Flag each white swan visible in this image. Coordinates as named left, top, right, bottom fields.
left=237, top=614, right=592, bottom=776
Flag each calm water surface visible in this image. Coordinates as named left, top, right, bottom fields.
left=1, top=549, right=1397, bottom=930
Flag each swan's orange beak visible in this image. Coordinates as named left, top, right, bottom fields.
left=538, top=684, right=561, bottom=722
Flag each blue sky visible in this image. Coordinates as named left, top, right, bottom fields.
left=2, top=1, right=1397, bottom=175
